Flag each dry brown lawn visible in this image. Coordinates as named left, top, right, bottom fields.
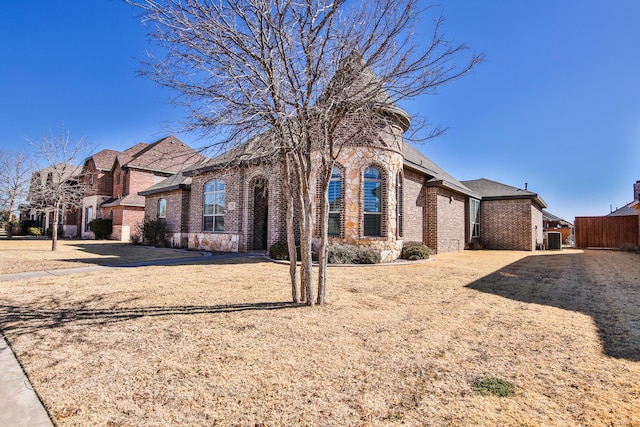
left=0, top=238, right=201, bottom=274
left=0, top=240, right=639, bottom=426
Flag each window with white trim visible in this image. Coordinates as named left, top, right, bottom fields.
left=328, top=167, right=342, bottom=236
left=85, top=206, right=93, bottom=232
left=363, top=166, right=382, bottom=237
left=158, top=198, right=167, bottom=219
left=470, top=198, right=480, bottom=238
left=203, top=179, right=225, bottom=232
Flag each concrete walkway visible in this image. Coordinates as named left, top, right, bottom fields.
left=0, top=337, right=53, bottom=426
left=0, top=251, right=265, bottom=425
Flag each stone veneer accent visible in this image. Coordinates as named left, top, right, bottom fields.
left=189, top=232, right=240, bottom=252
left=313, top=142, right=404, bottom=262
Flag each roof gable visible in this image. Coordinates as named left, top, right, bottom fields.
left=88, top=149, right=121, bottom=171
left=124, top=136, right=203, bottom=174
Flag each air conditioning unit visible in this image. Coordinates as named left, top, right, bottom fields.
left=547, top=231, right=562, bottom=250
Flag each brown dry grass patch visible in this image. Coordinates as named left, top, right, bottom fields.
left=0, top=238, right=200, bottom=274
left=1, top=244, right=639, bottom=426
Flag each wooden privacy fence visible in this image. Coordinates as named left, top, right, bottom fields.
left=575, top=215, right=639, bottom=248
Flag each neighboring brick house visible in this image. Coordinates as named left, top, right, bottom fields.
left=138, top=171, right=194, bottom=248
left=461, top=179, right=547, bottom=251
left=81, top=136, right=203, bottom=241
left=21, top=164, right=83, bottom=237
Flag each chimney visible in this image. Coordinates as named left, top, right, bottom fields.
left=524, top=182, right=528, bottom=191
left=634, top=180, right=640, bottom=201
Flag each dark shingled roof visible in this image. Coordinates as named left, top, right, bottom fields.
left=85, top=136, right=203, bottom=176
left=101, top=193, right=145, bottom=208
left=138, top=172, right=192, bottom=196
left=461, top=178, right=547, bottom=208
left=184, top=132, right=280, bottom=175
left=607, top=202, right=639, bottom=216
left=543, top=210, right=574, bottom=226
left=124, top=136, right=204, bottom=174
left=123, top=142, right=149, bottom=157
left=90, top=149, right=121, bottom=171
left=402, top=143, right=476, bottom=196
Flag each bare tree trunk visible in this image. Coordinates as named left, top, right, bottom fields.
left=51, top=203, right=60, bottom=252
left=6, top=199, right=16, bottom=239
left=316, top=168, right=331, bottom=305
left=282, top=153, right=300, bottom=303
left=299, top=184, right=315, bottom=306
left=292, top=149, right=314, bottom=306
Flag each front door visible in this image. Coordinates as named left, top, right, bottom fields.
left=252, top=180, right=268, bottom=250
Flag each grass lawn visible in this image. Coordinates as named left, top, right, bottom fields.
left=0, top=240, right=639, bottom=426
left=0, top=238, right=202, bottom=274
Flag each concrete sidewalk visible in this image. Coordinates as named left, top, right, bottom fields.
left=0, top=337, right=53, bottom=426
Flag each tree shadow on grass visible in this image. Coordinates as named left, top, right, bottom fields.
left=465, top=251, right=640, bottom=361
left=62, top=243, right=268, bottom=268
left=0, top=298, right=300, bottom=337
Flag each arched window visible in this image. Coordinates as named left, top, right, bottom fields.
left=363, top=166, right=382, bottom=236
left=158, top=198, right=167, bottom=219
left=204, top=179, right=225, bottom=232
left=328, top=167, right=342, bottom=236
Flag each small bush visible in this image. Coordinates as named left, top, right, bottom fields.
left=20, top=220, right=38, bottom=236
left=620, top=243, right=640, bottom=254
left=46, top=225, right=64, bottom=238
left=27, top=227, right=42, bottom=236
left=268, top=240, right=306, bottom=260
left=472, top=377, right=515, bottom=397
left=401, top=241, right=433, bottom=261
left=269, top=240, right=291, bottom=260
left=139, top=219, right=170, bottom=247
left=327, top=244, right=359, bottom=264
left=327, top=244, right=381, bottom=264
left=89, top=218, right=113, bottom=239
left=355, top=247, right=381, bottom=264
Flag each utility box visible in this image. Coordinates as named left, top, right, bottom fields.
left=547, top=231, right=562, bottom=250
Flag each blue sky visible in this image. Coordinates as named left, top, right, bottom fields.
left=1, top=1, right=638, bottom=221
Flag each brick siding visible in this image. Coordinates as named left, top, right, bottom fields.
left=401, top=169, right=425, bottom=242
left=480, top=199, right=541, bottom=251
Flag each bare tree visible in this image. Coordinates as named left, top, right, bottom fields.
left=27, top=127, right=91, bottom=251
left=0, top=151, right=34, bottom=237
left=130, top=0, right=483, bottom=305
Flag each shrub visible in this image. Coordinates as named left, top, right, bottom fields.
left=89, top=218, right=113, bottom=239
left=26, top=227, right=42, bottom=236
left=46, top=225, right=64, bottom=238
left=269, top=240, right=303, bottom=260
left=327, top=243, right=381, bottom=264
left=472, top=377, right=515, bottom=397
left=21, top=220, right=39, bottom=235
left=620, top=243, right=640, bottom=254
left=140, top=218, right=170, bottom=247
left=327, top=243, right=359, bottom=264
left=354, top=247, right=381, bottom=264
left=269, top=240, right=290, bottom=260
left=401, top=241, right=433, bottom=261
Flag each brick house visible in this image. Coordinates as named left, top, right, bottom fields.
left=21, top=164, right=83, bottom=237
left=461, top=178, right=547, bottom=251
left=140, top=63, right=548, bottom=259
left=81, top=136, right=203, bottom=241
